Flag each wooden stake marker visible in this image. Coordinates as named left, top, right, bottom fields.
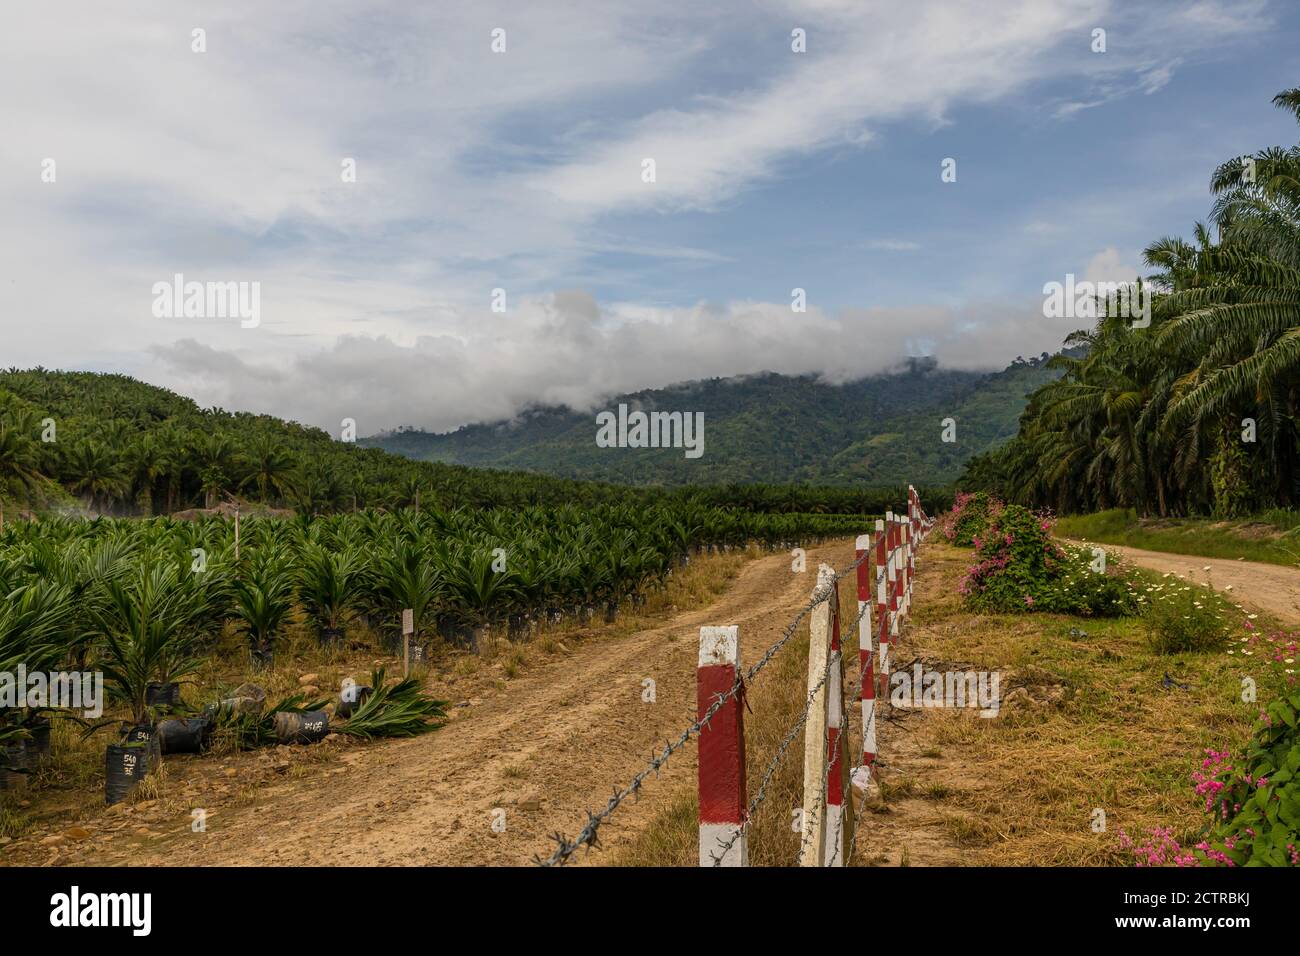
left=402, top=608, right=414, bottom=677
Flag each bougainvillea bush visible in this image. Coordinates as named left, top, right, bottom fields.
left=1192, top=688, right=1300, bottom=866
left=1119, top=690, right=1300, bottom=867
left=959, top=505, right=1138, bottom=616
left=939, top=491, right=999, bottom=547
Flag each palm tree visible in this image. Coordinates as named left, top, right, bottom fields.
left=62, top=440, right=129, bottom=513
left=123, top=432, right=164, bottom=515
left=241, top=434, right=297, bottom=504
left=190, top=432, right=240, bottom=508
left=973, top=86, right=1300, bottom=516
left=0, top=426, right=42, bottom=500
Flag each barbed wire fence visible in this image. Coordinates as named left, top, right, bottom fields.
left=535, top=485, right=935, bottom=868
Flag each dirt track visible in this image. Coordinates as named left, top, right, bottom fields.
left=62, top=540, right=855, bottom=867
left=1068, top=541, right=1300, bottom=624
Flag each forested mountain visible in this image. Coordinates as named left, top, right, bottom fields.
left=962, top=87, right=1300, bottom=518
left=365, top=356, right=1060, bottom=487
left=0, top=368, right=950, bottom=517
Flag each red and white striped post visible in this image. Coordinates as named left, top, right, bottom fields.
left=698, top=625, right=747, bottom=866
left=854, top=534, right=876, bottom=788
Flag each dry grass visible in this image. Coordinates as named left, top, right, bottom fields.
left=613, top=543, right=1279, bottom=866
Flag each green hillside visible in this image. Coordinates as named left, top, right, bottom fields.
left=365, top=356, right=1061, bottom=487
left=0, top=368, right=945, bottom=517
left=0, top=369, right=633, bottom=514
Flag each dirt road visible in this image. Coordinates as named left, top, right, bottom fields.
left=57, top=540, right=854, bottom=867
left=1069, top=541, right=1300, bottom=624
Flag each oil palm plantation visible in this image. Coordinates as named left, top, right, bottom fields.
left=967, top=86, right=1300, bottom=517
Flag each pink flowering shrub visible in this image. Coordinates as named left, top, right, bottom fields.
left=960, top=505, right=1137, bottom=616
left=1117, top=827, right=1198, bottom=867
left=1118, top=689, right=1300, bottom=867
left=1189, top=688, right=1300, bottom=866
left=939, top=491, right=1000, bottom=546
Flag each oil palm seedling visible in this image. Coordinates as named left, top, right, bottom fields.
left=371, top=539, right=442, bottom=647
left=230, top=547, right=295, bottom=670
left=0, top=577, right=78, bottom=772
left=440, top=542, right=522, bottom=638
left=296, top=541, right=362, bottom=645
left=88, top=561, right=203, bottom=728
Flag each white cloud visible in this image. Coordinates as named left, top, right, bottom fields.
left=149, top=291, right=1079, bottom=433
left=0, top=0, right=1273, bottom=435
left=1084, top=247, right=1144, bottom=284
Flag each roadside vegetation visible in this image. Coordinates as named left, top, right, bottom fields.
left=617, top=521, right=1296, bottom=866
left=1054, top=508, right=1300, bottom=568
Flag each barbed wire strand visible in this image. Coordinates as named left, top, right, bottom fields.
left=711, top=571, right=880, bottom=866
left=535, top=546, right=872, bottom=867
left=537, top=516, right=935, bottom=869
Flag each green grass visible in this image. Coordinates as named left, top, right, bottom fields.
left=1055, top=508, right=1300, bottom=567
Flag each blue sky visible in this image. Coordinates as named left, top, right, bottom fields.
left=582, top=24, right=1300, bottom=315
left=2, top=0, right=1298, bottom=432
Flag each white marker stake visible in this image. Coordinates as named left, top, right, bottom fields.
left=402, top=608, right=414, bottom=677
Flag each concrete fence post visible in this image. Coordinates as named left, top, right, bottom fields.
left=823, top=570, right=854, bottom=866
left=800, top=565, right=838, bottom=866
left=698, top=625, right=747, bottom=866
left=854, top=533, right=876, bottom=789
left=874, top=518, right=889, bottom=704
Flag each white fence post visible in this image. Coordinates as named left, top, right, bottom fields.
left=824, top=569, right=852, bottom=867
left=854, top=534, right=877, bottom=790
left=800, top=565, right=836, bottom=866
